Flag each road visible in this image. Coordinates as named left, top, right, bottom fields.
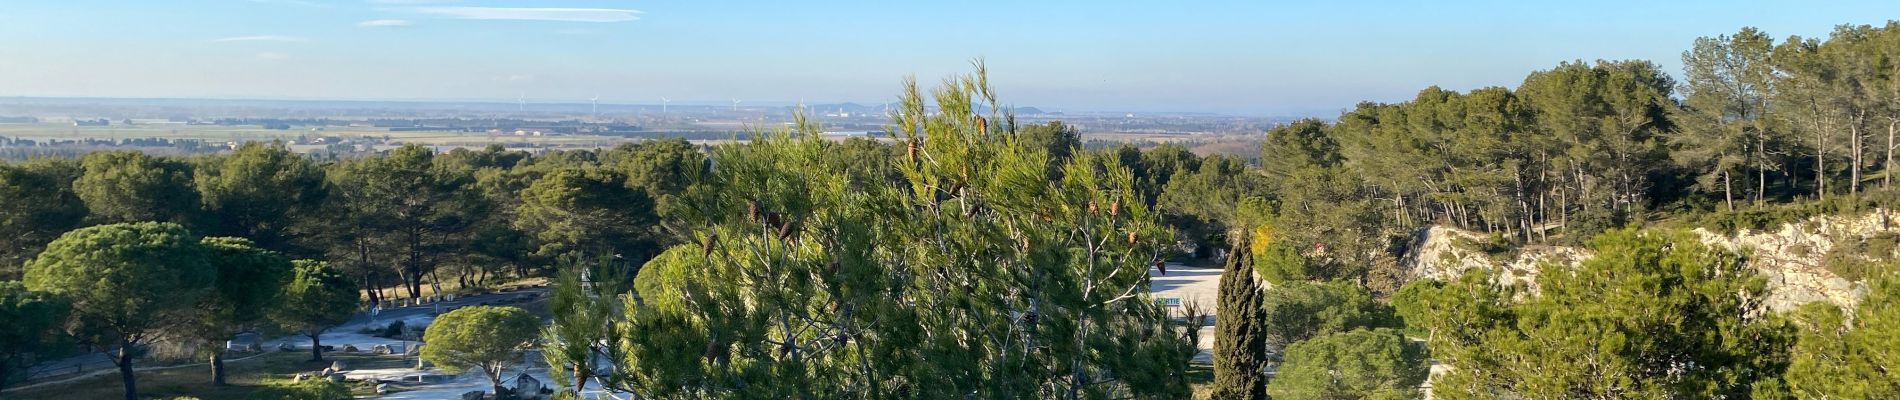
left=9, top=286, right=547, bottom=390
left=1148, top=263, right=1221, bottom=363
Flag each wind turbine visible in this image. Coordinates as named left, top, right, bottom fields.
left=590, top=94, right=600, bottom=117
left=517, top=93, right=525, bottom=112
left=661, top=97, right=671, bottom=113
left=731, top=98, right=741, bottom=112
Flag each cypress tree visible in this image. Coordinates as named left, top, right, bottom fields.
left=1211, top=234, right=1267, bottom=399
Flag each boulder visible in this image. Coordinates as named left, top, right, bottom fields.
left=341, top=344, right=359, bottom=353
left=376, top=383, right=389, bottom=395
left=328, top=374, right=345, bottom=382
left=461, top=390, right=487, bottom=400
left=371, top=344, right=393, bottom=355
left=319, top=368, right=334, bottom=377
left=513, top=372, right=543, bottom=398
left=330, top=360, right=349, bottom=371
left=291, top=373, right=308, bottom=383
left=277, top=343, right=295, bottom=352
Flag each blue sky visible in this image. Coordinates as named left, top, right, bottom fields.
left=2, top=1, right=1898, bottom=116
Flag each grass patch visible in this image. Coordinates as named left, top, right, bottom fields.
left=7, top=351, right=402, bottom=400
left=1186, top=363, right=1213, bottom=399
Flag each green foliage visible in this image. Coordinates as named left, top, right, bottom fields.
left=244, top=378, right=350, bottom=400
left=421, top=305, right=540, bottom=394
left=1253, top=239, right=1307, bottom=286
left=1261, top=280, right=1398, bottom=349
left=73, top=150, right=201, bottom=225
left=0, top=159, right=86, bottom=279
left=22, top=221, right=214, bottom=399
left=1210, top=236, right=1266, bottom=400
left=599, top=138, right=707, bottom=219
left=1821, top=232, right=1899, bottom=281
left=195, top=237, right=293, bottom=337
left=1785, top=276, right=1900, bottom=397
left=1156, top=155, right=1262, bottom=259
left=196, top=142, right=326, bottom=254
left=1411, top=229, right=1791, bottom=398
left=193, top=236, right=292, bottom=384
left=543, top=256, right=628, bottom=394
left=23, top=222, right=213, bottom=349
left=513, top=167, right=657, bottom=259
left=316, top=144, right=483, bottom=299
left=1265, top=328, right=1427, bottom=400
left=1015, top=121, right=1082, bottom=179
left=269, top=259, right=358, bottom=359
left=612, top=64, right=1194, bottom=399
left=0, top=281, right=69, bottom=390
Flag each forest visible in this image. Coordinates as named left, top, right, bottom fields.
left=2, top=22, right=1900, bottom=400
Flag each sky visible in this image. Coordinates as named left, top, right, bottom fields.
left=2, top=1, right=1899, bottom=117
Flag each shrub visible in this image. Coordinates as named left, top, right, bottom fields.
left=246, top=378, right=350, bottom=400
left=379, top=320, right=406, bottom=338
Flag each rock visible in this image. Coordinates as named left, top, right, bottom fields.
left=461, top=390, right=487, bottom=400
left=341, top=344, right=359, bottom=353
left=1405, top=209, right=1900, bottom=312
left=330, top=360, right=348, bottom=371
left=513, top=372, right=543, bottom=397
left=277, top=343, right=295, bottom=352
left=291, top=373, right=308, bottom=383
left=371, top=344, right=393, bottom=355
left=328, top=373, right=345, bottom=382
left=376, top=383, right=389, bottom=395
left=407, top=344, right=422, bottom=356
left=319, top=368, right=334, bottom=377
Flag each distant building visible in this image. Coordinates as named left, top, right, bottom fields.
left=72, top=118, right=110, bottom=127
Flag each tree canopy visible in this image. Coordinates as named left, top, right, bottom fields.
left=420, top=305, right=540, bottom=396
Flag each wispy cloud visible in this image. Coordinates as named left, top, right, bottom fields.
left=414, top=7, right=641, bottom=23
left=357, top=19, right=413, bottom=28
left=369, top=0, right=454, bottom=4
left=256, top=52, right=290, bottom=61
left=215, top=35, right=312, bottom=43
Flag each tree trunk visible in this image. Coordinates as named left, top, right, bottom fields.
left=210, top=350, right=227, bottom=386
left=309, top=334, right=324, bottom=362
left=117, top=346, right=138, bottom=400
left=489, top=367, right=506, bottom=397
left=1886, top=119, right=1897, bottom=189
left=1819, top=126, right=1828, bottom=199
left=1724, top=170, right=1734, bottom=212
left=1758, top=124, right=1768, bottom=206
left=1852, top=119, right=1864, bottom=195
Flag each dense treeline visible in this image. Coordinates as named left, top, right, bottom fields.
left=1197, top=23, right=1900, bottom=399
left=4, top=21, right=1900, bottom=399
left=0, top=139, right=705, bottom=303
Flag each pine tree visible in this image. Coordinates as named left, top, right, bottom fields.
left=1211, top=234, right=1266, bottom=400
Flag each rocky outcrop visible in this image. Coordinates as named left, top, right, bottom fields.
left=1402, top=226, right=1590, bottom=295
left=1405, top=210, right=1898, bottom=312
